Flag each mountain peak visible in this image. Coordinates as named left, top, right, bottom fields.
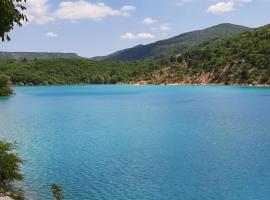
left=95, top=23, right=250, bottom=61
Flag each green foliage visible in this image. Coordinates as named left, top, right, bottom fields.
left=0, top=75, right=13, bottom=96
left=0, top=59, right=151, bottom=86
left=0, top=0, right=28, bottom=41
left=177, top=24, right=270, bottom=85
left=91, top=74, right=105, bottom=84
left=51, top=184, right=64, bottom=200
left=0, top=141, right=23, bottom=191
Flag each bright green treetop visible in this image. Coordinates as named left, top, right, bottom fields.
left=0, top=75, right=13, bottom=96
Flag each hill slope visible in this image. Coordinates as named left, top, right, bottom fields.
left=0, top=51, right=82, bottom=60
left=144, top=24, right=270, bottom=85
left=95, top=23, right=250, bottom=61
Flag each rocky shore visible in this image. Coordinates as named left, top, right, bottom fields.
left=0, top=196, right=13, bottom=200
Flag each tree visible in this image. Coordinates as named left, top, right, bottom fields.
left=0, top=141, right=24, bottom=192
left=0, top=75, right=13, bottom=96
left=91, top=74, right=105, bottom=84
left=0, top=0, right=28, bottom=41
left=51, top=184, right=64, bottom=200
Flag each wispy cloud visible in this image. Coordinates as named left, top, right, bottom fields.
left=142, top=17, right=158, bottom=25
left=160, top=23, right=170, bottom=32
left=207, top=0, right=252, bottom=14
left=25, top=0, right=55, bottom=24
left=120, top=32, right=155, bottom=40
left=175, top=0, right=193, bottom=6
left=46, top=32, right=58, bottom=37
left=121, top=5, right=136, bottom=16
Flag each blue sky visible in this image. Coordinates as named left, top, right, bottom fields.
left=0, top=0, right=269, bottom=57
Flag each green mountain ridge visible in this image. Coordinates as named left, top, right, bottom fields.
left=94, top=23, right=250, bottom=61
left=143, top=24, right=270, bottom=85
left=0, top=51, right=83, bottom=60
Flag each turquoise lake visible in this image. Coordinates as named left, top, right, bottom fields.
left=0, top=85, right=270, bottom=200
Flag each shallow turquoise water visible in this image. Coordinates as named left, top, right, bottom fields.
left=0, top=85, right=270, bottom=200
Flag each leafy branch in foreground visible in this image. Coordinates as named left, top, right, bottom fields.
left=0, top=141, right=24, bottom=193
left=51, top=184, right=64, bottom=200
left=0, top=0, right=28, bottom=41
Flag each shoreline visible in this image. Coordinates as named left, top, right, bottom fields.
left=127, top=83, right=270, bottom=87
left=12, top=83, right=270, bottom=88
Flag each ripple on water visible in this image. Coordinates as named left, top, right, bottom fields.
left=0, top=85, right=270, bottom=200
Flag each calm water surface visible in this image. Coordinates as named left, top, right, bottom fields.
left=0, top=85, right=270, bottom=200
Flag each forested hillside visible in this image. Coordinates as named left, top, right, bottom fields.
left=160, top=24, right=270, bottom=85
left=0, top=59, right=150, bottom=85
left=95, top=23, right=249, bottom=61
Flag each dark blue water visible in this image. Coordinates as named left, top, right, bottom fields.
left=0, top=85, right=270, bottom=200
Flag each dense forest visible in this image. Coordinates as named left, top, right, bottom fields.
left=0, top=24, right=269, bottom=86
left=0, top=59, right=151, bottom=85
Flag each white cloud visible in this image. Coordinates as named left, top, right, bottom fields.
left=207, top=1, right=235, bottom=14
left=160, top=23, right=170, bottom=32
left=176, top=0, right=193, bottom=6
left=121, top=5, right=136, bottom=16
left=137, top=33, right=155, bottom=39
left=238, top=0, right=252, bottom=3
left=120, top=32, right=136, bottom=40
left=207, top=0, right=252, bottom=14
left=25, top=0, right=55, bottom=24
left=55, top=1, right=118, bottom=20
left=142, top=17, right=158, bottom=25
left=120, top=32, right=155, bottom=40
left=26, top=0, right=49, bottom=15
left=25, top=0, right=136, bottom=24
left=46, top=32, right=58, bottom=37
left=55, top=1, right=135, bottom=20
left=121, top=5, right=136, bottom=11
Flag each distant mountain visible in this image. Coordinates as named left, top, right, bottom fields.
left=94, top=23, right=250, bottom=61
left=0, top=51, right=82, bottom=60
